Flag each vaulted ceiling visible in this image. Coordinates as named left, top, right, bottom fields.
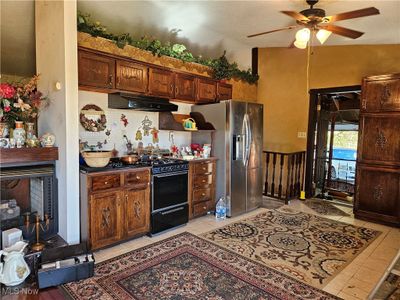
left=1, top=0, right=399, bottom=76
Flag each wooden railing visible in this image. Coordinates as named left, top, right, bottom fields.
left=263, top=150, right=306, bottom=203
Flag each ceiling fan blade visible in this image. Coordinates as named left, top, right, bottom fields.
left=324, top=7, right=379, bottom=23
left=320, top=25, right=364, bottom=39
left=247, top=26, right=297, bottom=38
left=281, top=11, right=309, bottom=22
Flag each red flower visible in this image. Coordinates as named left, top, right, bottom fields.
left=3, top=106, right=11, bottom=112
left=0, top=84, right=16, bottom=99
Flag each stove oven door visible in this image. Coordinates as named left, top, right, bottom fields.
left=152, top=171, right=188, bottom=211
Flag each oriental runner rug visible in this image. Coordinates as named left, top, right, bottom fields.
left=63, top=232, right=337, bottom=300
left=202, top=207, right=380, bottom=289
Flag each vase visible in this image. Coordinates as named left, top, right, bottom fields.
left=40, top=133, right=56, bottom=147
left=0, top=122, right=9, bottom=138
left=13, top=121, right=26, bottom=146
left=25, top=122, right=35, bottom=140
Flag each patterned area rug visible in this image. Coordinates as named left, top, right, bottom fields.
left=62, top=232, right=338, bottom=300
left=304, top=199, right=350, bottom=216
left=202, top=207, right=380, bottom=289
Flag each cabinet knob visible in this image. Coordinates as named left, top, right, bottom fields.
left=104, top=181, right=108, bottom=185
left=203, top=206, right=207, bottom=210
left=202, top=167, right=206, bottom=171
left=136, top=176, right=141, bottom=180
left=202, top=179, right=206, bottom=183
left=201, top=193, right=206, bottom=196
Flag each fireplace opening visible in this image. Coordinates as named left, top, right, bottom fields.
left=0, top=164, right=58, bottom=241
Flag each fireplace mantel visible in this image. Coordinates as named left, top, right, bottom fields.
left=0, top=147, right=58, bottom=167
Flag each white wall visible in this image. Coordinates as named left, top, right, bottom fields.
left=79, top=91, right=192, bottom=154
left=36, top=0, right=80, bottom=244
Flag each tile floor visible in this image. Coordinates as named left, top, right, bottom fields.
left=93, top=198, right=400, bottom=300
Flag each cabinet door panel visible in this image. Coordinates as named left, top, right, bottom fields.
left=217, top=83, right=232, bottom=101
left=78, top=51, right=115, bottom=89
left=124, top=188, right=150, bottom=237
left=90, top=191, right=122, bottom=249
left=175, top=74, right=196, bottom=101
left=148, top=68, right=174, bottom=98
left=362, top=77, right=400, bottom=112
left=116, top=61, right=148, bottom=93
left=359, top=115, right=400, bottom=165
left=197, top=78, right=217, bottom=103
left=355, top=165, right=400, bottom=220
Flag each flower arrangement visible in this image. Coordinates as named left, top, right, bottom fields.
left=0, top=75, right=49, bottom=128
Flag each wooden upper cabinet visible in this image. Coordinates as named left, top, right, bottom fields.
left=148, top=68, right=174, bottom=98
left=89, top=191, right=123, bottom=249
left=78, top=50, right=115, bottom=89
left=124, top=187, right=150, bottom=238
left=217, top=82, right=233, bottom=101
left=361, top=74, right=400, bottom=113
left=116, top=60, right=148, bottom=93
left=196, top=78, right=217, bottom=103
left=174, top=73, right=196, bottom=101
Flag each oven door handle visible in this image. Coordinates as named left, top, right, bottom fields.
left=153, top=171, right=188, bottom=178
left=160, top=206, right=184, bottom=215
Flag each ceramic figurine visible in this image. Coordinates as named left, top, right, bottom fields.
left=40, top=133, right=56, bottom=147
left=13, top=121, right=26, bottom=145
left=0, top=241, right=30, bottom=286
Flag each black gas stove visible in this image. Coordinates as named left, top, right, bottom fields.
left=80, top=157, right=188, bottom=174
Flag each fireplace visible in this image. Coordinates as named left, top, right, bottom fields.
left=0, top=148, right=59, bottom=244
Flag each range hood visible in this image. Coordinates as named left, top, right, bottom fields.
left=108, top=93, right=178, bottom=112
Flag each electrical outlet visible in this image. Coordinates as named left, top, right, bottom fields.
left=297, top=132, right=307, bottom=138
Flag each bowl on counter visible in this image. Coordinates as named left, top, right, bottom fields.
left=81, top=151, right=112, bottom=168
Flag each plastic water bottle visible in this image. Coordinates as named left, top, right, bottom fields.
left=215, top=197, right=227, bottom=220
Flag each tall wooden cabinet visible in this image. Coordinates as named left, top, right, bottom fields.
left=355, top=73, right=400, bottom=226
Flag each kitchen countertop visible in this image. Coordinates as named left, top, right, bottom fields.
left=182, top=157, right=218, bottom=163
left=80, top=163, right=152, bottom=174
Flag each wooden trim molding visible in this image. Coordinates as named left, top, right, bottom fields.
left=0, top=147, right=59, bottom=166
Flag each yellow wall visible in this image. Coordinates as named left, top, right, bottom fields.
left=257, top=44, right=400, bottom=152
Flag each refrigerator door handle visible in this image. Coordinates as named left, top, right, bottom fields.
left=233, top=134, right=241, bottom=161
left=244, top=114, right=251, bottom=166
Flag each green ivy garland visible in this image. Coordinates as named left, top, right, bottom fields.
left=77, top=12, right=259, bottom=84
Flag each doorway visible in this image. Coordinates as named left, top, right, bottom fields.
left=305, top=85, right=361, bottom=206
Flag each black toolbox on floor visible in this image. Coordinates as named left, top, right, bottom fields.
left=37, top=243, right=94, bottom=289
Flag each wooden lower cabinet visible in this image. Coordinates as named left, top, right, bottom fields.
left=89, top=191, right=123, bottom=249
left=124, top=188, right=150, bottom=238
left=188, top=159, right=217, bottom=219
left=355, top=164, right=400, bottom=226
left=81, top=168, right=151, bottom=250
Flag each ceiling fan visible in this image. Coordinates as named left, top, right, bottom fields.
left=247, top=0, right=380, bottom=49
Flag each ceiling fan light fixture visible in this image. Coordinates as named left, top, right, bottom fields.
left=294, top=40, right=308, bottom=49
left=316, top=29, right=332, bottom=44
left=295, top=28, right=311, bottom=42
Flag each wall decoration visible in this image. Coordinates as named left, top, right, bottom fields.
left=135, top=129, right=143, bottom=141
left=80, top=104, right=107, bottom=132
left=105, top=129, right=111, bottom=136
left=120, top=114, right=129, bottom=127
left=141, top=116, right=152, bottom=136
left=151, top=127, right=159, bottom=144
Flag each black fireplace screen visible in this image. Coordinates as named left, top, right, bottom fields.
left=0, top=165, right=58, bottom=240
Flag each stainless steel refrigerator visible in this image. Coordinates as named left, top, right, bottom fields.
left=192, top=100, right=263, bottom=217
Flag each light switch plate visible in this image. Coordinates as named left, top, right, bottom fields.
left=297, top=132, right=307, bottom=138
